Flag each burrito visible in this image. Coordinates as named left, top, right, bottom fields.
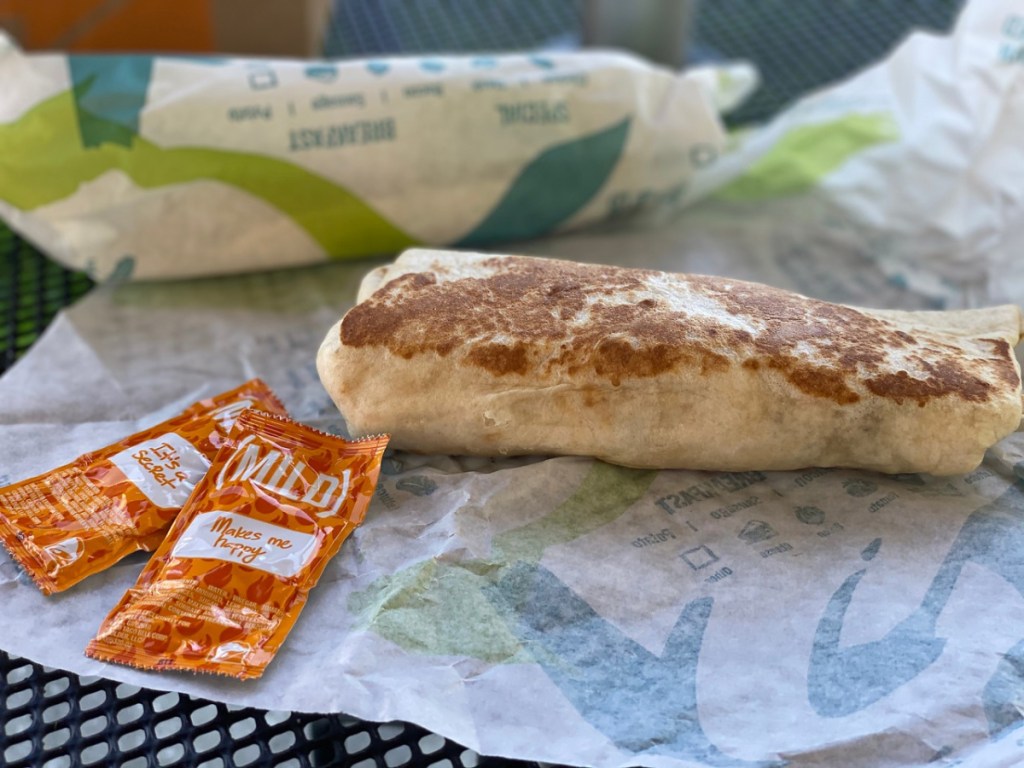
left=317, top=250, right=1024, bottom=475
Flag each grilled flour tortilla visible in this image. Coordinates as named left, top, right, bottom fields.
left=317, top=249, right=1024, bottom=475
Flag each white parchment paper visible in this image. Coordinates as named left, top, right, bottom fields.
left=3, top=3, right=1024, bottom=766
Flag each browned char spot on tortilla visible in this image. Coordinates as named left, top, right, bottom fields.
left=983, top=338, right=1022, bottom=390
left=465, top=342, right=530, bottom=376
left=691, top=276, right=1016, bottom=406
left=863, top=356, right=1000, bottom=406
left=766, top=357, right=861, bottom=404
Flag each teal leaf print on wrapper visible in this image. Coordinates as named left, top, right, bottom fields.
left=67, top=54, right=230, bottom=148
left=456, top=118, right=630, bottom=247
left=68, top=55, right=155, bottom=148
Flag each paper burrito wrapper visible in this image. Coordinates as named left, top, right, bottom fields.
left=317, top=249, right=1024, bottom=475
left=0, top=36, right=747, bottom=280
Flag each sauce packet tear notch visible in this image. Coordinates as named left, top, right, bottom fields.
left=86, top=410, right=389, bottom=680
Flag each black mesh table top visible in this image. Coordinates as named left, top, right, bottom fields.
left=1, top=2, right=969, bottom=766
left=1, top=650, right=519, bottom=768
left=324, top=0, right=965, bottom=126
left=0, top=226, right=94, bottom=374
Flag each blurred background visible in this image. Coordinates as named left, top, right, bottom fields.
left=0, top=0, right=965, bottom=126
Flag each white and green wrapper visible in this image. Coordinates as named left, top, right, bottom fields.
left=0, top=39, right=747, bottom=280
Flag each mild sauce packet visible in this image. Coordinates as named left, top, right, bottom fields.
left=0, top=379, right=287, bottom=594
left=85, top=410, right=389, bottom=679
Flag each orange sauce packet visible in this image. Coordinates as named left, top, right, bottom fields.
left=0, top=380, right=287, bottom=595
left=85, top=409, right=389, bottom=680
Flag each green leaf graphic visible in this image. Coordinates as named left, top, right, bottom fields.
left=715, top=113, right=899, bottom=202
left=0, top=89, right=417, bottom=259
left=348, top=462, right=656, bottom=661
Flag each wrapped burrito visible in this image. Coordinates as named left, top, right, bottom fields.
left=0, top=37, right=744, bottom=280
left=317, top=250, right=1023, bottom=475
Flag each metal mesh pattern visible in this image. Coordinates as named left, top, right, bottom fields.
left=693, top=0, right=966, bottom=125
left=324, top=0, right=966, bottom=125
left=0, top=227, right=93, bottom=373
left=325, top=0, right=581, bottom=57
left=0, top=650, right=531, bottom=768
